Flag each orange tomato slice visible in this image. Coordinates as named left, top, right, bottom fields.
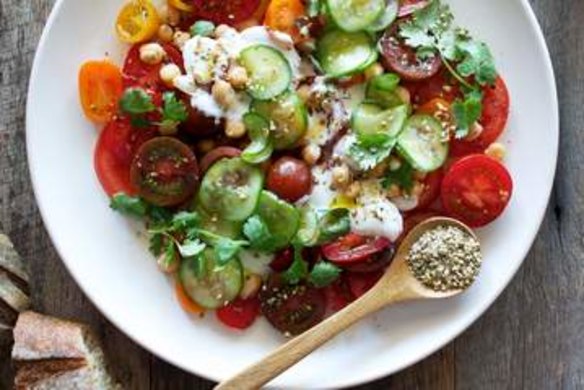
left=264, top=0, right=306, bottom=40
left=175, top=280, right=204, bottom=315
left=116, top=0, right=161, bottom=43
left=78, top=60, right=123, bottom=123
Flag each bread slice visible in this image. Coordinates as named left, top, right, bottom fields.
left=12, top=311, right=120, bottom=390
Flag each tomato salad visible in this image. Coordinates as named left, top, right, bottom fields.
left=79, top=0, right=512, bottom=335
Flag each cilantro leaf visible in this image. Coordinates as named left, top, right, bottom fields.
left=213, top=237, right=246, bottom=265
left=452, top=89, right=483, bottom=139
left=456, top=40, right=497, bottom=85
left=348, top=138, right=395, bottom=171
left=171, top=211, right=200, bottom=232
left=160, top=240, right=178, bottom=270
left=282, top=246, right=309, bottom=285
left=382, top=160, right=414, bottom=192
left=160, top=92, right=188, bottom=131
left=110, top=193, right=148, bottom=217
left=317, top=209, right=351, bottom=245
left=309, top=262, right=341, bottom=288
left=243, top=215, right=275, bottom=252
left=149, top=233, right=165, bottom=256
left=177, top=238, right=206, bottom=258
left=119, top=88, right=156, bottom=115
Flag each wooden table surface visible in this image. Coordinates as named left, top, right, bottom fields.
left=1, top=0, right=582, bottom=389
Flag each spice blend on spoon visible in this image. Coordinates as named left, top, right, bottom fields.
left=406, top=225, right=482, bottom=292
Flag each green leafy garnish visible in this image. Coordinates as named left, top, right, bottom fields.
left=348, top=138, right=395, bottom=171
left=119, top=88, right=156, bottom=115
left=316, top=209, right=351, bottom=245
left=243, top=215, right=275, bottom=252
left=110, top=193, right=149, bottom=217
left=382, top=160, right=414, bottom=193
left=160, top=92, right=189, bottom=131
left=282, top=245, right=309, bottom=285
left=452, top=89, right=483, bottom=139
left=177, top=238, right=206, bottom=258
left=309, top=262, right=341, bottom=288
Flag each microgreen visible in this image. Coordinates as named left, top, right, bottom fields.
left=308, top=261, right=341, bottom=288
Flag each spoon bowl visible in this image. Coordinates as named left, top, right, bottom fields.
left=216, top=217, right=478, bottom=390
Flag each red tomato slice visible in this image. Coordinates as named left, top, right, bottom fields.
left=200, top=146, right=242, bottom=173
left=323, top=276, right=355, bottom=313
left=450, top=76, right=510, bottom=156
left=216, top=297, right=261, bottom=330
left=379, top=26, right=442, bottom=81
left=94, top=118, right=155, bottom=196
left=269, top=247, right=294, bottom=272
left=415, top=169, right=444, bottom=211
left=441, top=154, right=513, bottom=227
left=322, top=235, right=391, bottom=266
left=193, top=0, right=261, bottom=25
left=398, top=0, right=430, bottom=17
left=122, top=43, right=184, bottom=90
left=348, top=271, right=383, bottom=299
left=403, top=70, right=462, bottom=105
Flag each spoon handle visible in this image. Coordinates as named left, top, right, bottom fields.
left=214, top=290, right=389, bottom=390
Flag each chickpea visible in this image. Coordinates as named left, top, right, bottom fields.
left=467, top=122, right=484, bottom=141
left=332, top=164, right=351, bottom=189
left=212, top=80, right=236, bottom=108
left=227, top=65, right=249, bottom=89
left=173, top=31, right=190, bottom=50
left=214, top=24, right=233, bottom=38
left=240, top=274, right=262, bottom=299
left=395, top=86, right=411, bottom=105
left=139, top=43, right=166, bottom=65
left=159, top=63, right=181, bottom=87
left=485, top=142, right=507, bottom=161
left=364, top=62, right=384, bottom=81
left=225, top=120, right=246, bottom=139
left=301, top=143, right=321, bottom=166
left=296, top=84, right=312, bottom=104
left=388, top=156, right=402, bottom=172
left=157, top=24, right=174, bottom=43
left=197, top=139, right=216, bottom=154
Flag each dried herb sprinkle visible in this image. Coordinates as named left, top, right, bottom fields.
left=406, top=225, right=482, bottom=292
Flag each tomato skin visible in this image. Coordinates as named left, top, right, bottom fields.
left=323, top=276, right=355, bottom=313
left=269, top=248, right=294, bottom=272
left=343, top=248, right=395, bottom=273
left=441, top=154, right=513, bottom=227
left=450, top=77, right=510, bottom=156
left=322, top=235, right=392, bottom=266
left=415, top=169, right=444, bottom=211
left=122, top=43, right=184, bottom=91
left=200, top=147, right=242, bottom=173
left=193, top=0, right=262, bottom=25
left=379, top=26, right=442, bottom=81
left=79, top=61, right=123, bottom=123
left=348, top=271, right=383, bottom=299
left=94, top=118, right=155, bottom=196
left=116, top=0, right=161, bottom=44
left=216, top=297, right=260, bottom=330
left=266, top=157, right=312, bottom=203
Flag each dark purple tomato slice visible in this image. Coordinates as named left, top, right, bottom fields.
left=343, top=247, right=396, bottom=273
left=379, top=26, right=442, bottom=81
left=321, top=234, right=392, bottom=265
left=130, top=137, right=199, bottom=207
left=199, top=146, right=242, bottom=173
left=259, top=277, right=326, bottom=336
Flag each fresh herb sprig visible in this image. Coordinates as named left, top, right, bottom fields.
left=119, top=88, right=188, bottom=132
left=347, top=137, right=396, bottom=171
left=281, top=244, right=341, bottom=288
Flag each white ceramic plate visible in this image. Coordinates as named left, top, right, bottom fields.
left=27, top=0, right=558, bottom=388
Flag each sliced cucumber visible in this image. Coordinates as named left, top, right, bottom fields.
left=366, top=0, right=399, bottom=32
left=179, top=249, right=243, bottom=309
left=365, top=73, right=404, bottom=108
left=251, top=92, right=308, bottom=150
left=241, top=113, right=273, bottom=164
left=316, top=30, right=377, bottom=78
left=352, top=103, right=408, bottom=146
left=256, top=191, right=300, bottom=251
left=194, top=203, right=242, bottom=239
left=198, top=157, right=264, bottom=221
left=293, top=205, right=319, bottom=246
left=326, top=0, right=385, bottom=32
left=397, top=115, right=449, bottom=172
left=239, top=44, right=292, bottom=100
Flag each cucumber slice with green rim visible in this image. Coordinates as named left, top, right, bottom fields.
left=352, top=103, right=409, bottom=146
left=316, top=30, right=377, bottom=78
left=241, top=113, right=273, bottom=164
left=365, top=73, right=404, bottom=108
left=294, top=205, right=319, bottom=246
left=397, top=114, right=449, bottom=172
left=239, top=44, right=292, bottom=100
left=179, top=249, right=243, bottom=309
left=256, top=191, right=300, bottom=251
left=326, top=0, right=385, bottom=32
left=366, top=0, right=399, bottom=32
left=251, top=93, right=308, bottom=150
left=198, top=157, right=264, bottom=221
left=194, top=203, right=243, bottom=239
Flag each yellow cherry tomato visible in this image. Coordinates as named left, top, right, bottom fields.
left=116, top=0, right=161, bottom=44
left=168, top=0, right=194, bottom=13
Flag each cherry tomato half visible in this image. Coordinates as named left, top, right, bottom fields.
left=94, top=118, right=156, bottom=196
left=216, top=297, right=260, bottom=330
left=348, top=271, right=384, bottom=299
left=116, top=0, right=161, bottom=44
left=415, top=169, right=444, bottom=211
left=259, top=277, right=326, bottom=335
left=322, top=234, right=392, bottom=266
left=379, top=26, right=442, bottom=81
left=450, top=77, right=510, bottom=156
left=130, top=137, right=199, bottom=206
left=200, top=147, right=242, bottom=173
left=264, top=0, right=306, bottom=41
left=193, top=0, right=262, bottom=25
left=441, top=154, right=513, bottom=227
left=343, top=247, right=395, bottom=273
left=78, top=60, right=123, bottom=123
left=122, top=43, right=184, bottom=91
left=266, top=157, right=312, bottom=203
left=323, top=276, right=355, bottom=313
left=269, top=247, right=294, bottom=272
left=403, top=70, right=461, bottom=105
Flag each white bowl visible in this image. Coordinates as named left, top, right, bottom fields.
left=26, top=0, right=558, bottom=388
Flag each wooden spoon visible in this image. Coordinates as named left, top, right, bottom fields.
left=215, top=217, right=477, bottom=390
